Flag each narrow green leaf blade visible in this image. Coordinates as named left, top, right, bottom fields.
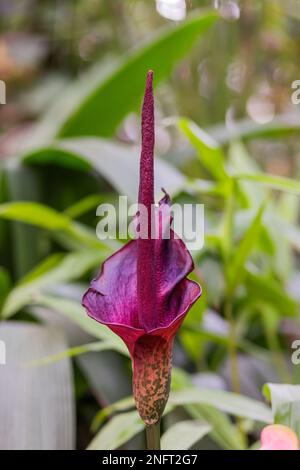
left=245, top=269, right=298, bottom=317
left=227, top=202, right=266, bottom=292
left=1, top=250, right=105, bottom=319
left=169, top=388, right=272, bottom=423
left=161, top=420, right=212, bottom=450
left=186, top=404, right=245, bottom=450
left=235, top=173, right=300, bottom=196
left=210, top=116, right=300, bottom=144
left=179, top=118, right=229, bottom=181
left=23, top=139, right=186, bottom=202
left=28, top=341, right=112, bottom=367
left=31, top=295, right=128, bottom=356
left=263, top=383, right=300, bottom=439
left=58, top=11, right=218, bottom=138
left=87, top=411, right=143, bottom=450
left=0, top=201, right=71, bottom=231
left=0, top=200, right=114, bottom=251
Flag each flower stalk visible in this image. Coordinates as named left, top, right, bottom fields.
left=146, top=422, right=161, bottom=450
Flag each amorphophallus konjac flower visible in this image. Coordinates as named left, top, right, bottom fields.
left=82, top=70, right=201, bottom=448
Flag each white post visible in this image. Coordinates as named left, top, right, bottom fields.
left=0, top=340, right=6, bottom=365
left=0, top=80, right=6, bottom=104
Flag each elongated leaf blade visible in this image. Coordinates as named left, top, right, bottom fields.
left=1, top=250, right=105, bottom=319
left=210, top=116, right=300, bottom=144
left=0, top=200, right=114, bottom=251
left=169, top=388, right=272, bottom=423
left=186, top=404, right=245, bottom=450
left=31, top=295, right=128, bottom=356
left=87, top=411, right=143, bottom=450
left=179, top=118, right=229, bottom=181
left=227, top=202, right=265, bottom=292
left=23, top=139, right=186, bottom=202
left=57, top=11, right=217, bottom=138
left=245, top=269, right=298, bottom=316
left=235, top=173, right=300, bottom=196
left=263, top=383, right=300, bottom=439
left=28, top=341, right=112, bottom=366
left=161, top=420, right=211, bottom=450
left=0, top=201, right=71, bottom=231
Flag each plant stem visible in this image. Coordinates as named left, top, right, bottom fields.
left=146, top=422, right=161, bottom=450
left=224, top=296, right=248, bottom=447
left=264, top=321, right=291, bottom=383
left=224, top=297, right=240, bottom=395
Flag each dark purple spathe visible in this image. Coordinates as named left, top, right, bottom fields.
left=82, top=71, right=201, bottom=425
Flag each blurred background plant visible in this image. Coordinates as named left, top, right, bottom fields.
left=0, top=0, right=300, bottom=450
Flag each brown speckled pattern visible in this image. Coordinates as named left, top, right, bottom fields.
left=132, top=334, right=172, bottom=426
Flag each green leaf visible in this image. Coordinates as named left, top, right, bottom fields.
left=91, top=396, right=135, bottom=432
left=245, top=269, right=298, bottom=317
left=161, top=420, right=211, bottom=450
left=179, top=273, right=207, bottom=364
left=258, top=304, right=291, bottom=383
left=30, top=294, right=128, bottom=356
left=0, top=200, right=115, bottom=251
left=263, top=383, right=300, bottom=439
left=23, top=139, right=186, bottom=202
left=219, top=181, right=235, bottom=261
left=20, top=254, right=64, bottom=285
left=64, top=194, right=113, bottom=219
left=228, top=141, right=263, bottom=209
left=210, top=116, right=300, bottom=144
left=235, top=173, right=300, bottom=196
left=22, top=147, right=92, bottom=171
left=186, top=404, right=245, bottom=450
left=169, top=388, right=272, bottom=423
left=262, top=208, right=293, bottom=280
left=91, top=379, right=249, bottom=450
left=0, top=267, right=10, bottom=308
left=179, top=118, right=229, bottom=181
left=3, top=164, right=46, bottom=278
left=282, top=221, right=300, bottom=253
left=1, top=250, right=105, bottom=319
left=57, top=11, right=217, bottom=138
left=87, top=410, right=143, bottom=450
left=186, top=179, right=230, bottom=197
left=0, top=201, right=71, bottom=231
left=227, top=202, right=266, bottom=293
left=27, top=341, right=114, bottom=367
left=277, top=193, right=299, bottom=224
